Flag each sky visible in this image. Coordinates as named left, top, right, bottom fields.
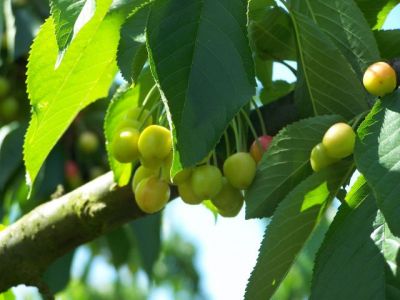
left=12, top=3, right=400, bottom=300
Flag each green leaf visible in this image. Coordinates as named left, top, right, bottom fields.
left=355, top=90, right=400, bottom=236
left=311, top=176, right=386, bottom=299
left=147, top=0, right=255, bottom=169
left=131, top=212, right=162, bottom=278
left=245, top=115, right=343, bottom=218
left=248, top=0, right=275, bottom=22
left=300, top=0, right=380, bottom=76
left=374, top=30, right=400, bottom=60
left=260, top=80, right=295, bottom=105
left=106, top=227, right=132, bottom=268
left=249, top=6, right=297, bottom=61
left=25, top=1, right=125, bottom=188
left=0, top=290, right=14, bottom=300
left=290, top=10, right=368, bottom=120
left=253, top=56, right=272, bottom=88
left=117, top=1, right=152, bottom=83
left=43, top=251, right=75, bottom=294
left=50, top=0, right=88, bottom=50
left=372, top=211, right=400, bottom=275
left=104, top=70, right=155, bottom=186
left=0, top=123, right=24, bottom=192
left=355, top=0, right=398, bottom=29
left=245, top=161, right=352, bottom=300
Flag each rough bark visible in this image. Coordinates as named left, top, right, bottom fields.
left=0, top=172, right=175, bottom=292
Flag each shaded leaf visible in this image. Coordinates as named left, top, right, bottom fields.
left=291, top=10, right=368, bottom=120
left=374, top=29, right=400, bottom=60
left=245, top=161, right=352, bottom=300
left=43, top=251, right=75, bottom=294
left=246, top=115, right=343, bottom=218
left=0, top=123, right=24, bottom=192
left=355, top=0, right=398, bottom=29
left=248, top=0, right=275, bottom=22
left=50, top=0, right=88, bottom=50
left=130, top=212, right=162, bottom=278
left=249, top=6, right=296, bottom=61
left=147, top=0, right=255, bottom=172
left=260, top=80, right=295, bottom=105
left=300, top=0, right=379, bottom=76
left=117, top=1, right=152, bottom=83
left=311, top=176, right=386, bottom=299
left=106, top=227, right=131, bottom=268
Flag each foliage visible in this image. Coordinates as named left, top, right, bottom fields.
left=0, top=0, right=400, bottom=298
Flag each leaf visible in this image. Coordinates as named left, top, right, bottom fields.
left=130, top=212, right=162, bottom=278
left=0, top=123, right=24, bottom=192
left=245, top=114, right=343, bottom=219
left=290, top=10, right=368, bottom=120
left=245, top=161, right=352, bottom=300
left=248, top=0, right=275, bottom=22
left=50, top=0, right=88, bottom=50
left=24, top=1, right=125, bottom=188
left=355, top=90, right=400, bottom=236
left=374, top=30, right=400, bottom=60
left=249, top=6, right=297, bottom=61
left=300, top=0, right=380, bottom=76
left=254, top=56, right=272, bottom=88
left=310, top=176, right=386, bottom=299
left=260, top=80, right=295, bottom=105
left=104, top=70, right=155, bottom=186
left=0, top=290, right=14, bottom=300
left=106, top=227, right=132, bottom=268
left=355, top=0, right=398, bottom=29
left=372, top=211, right=400, bottom=275
left=147, top=0, right=256, bottom=170
left=117, top=1, right=152, bottom=83
left=43, top=251, right=75, bottom=294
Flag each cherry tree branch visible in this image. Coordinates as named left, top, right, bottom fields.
left=0, top=172, right=176, bottom=292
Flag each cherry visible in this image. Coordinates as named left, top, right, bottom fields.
left=322, top=123, right=356, bottom=159
left=363, top=62, right=397, bottom=97
left=132, top=165, right=158, bottom=192
left=135, top=176, right=170, bottom=214
left=112, top=127, right=140, bottom=163
left=310, top=143, right=339, bottom=172
left=0, top=97, right=18, bottom=121
left=223, top=152, right=257, bottom=189
left=211, top=178, right=244, bottom=217
left=78, top=131, right=99, bottom=154
left=250, top=135, right=273, bottom=163
left=191, top=165, right=223, bottom=199
left=0, top=77, right=10, bottom=97
left=172, top=168, right=192, bottom=185
left=125, top=107, right=153, bottom=128
left=178, top=181, right=203, bottom=205
left=64, top=160, right=83, bottom=188
left=138, top=125, right=172, bottom=161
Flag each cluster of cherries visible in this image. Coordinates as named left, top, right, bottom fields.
left=111, top=107, right=274, bottom=217
left=310, top=60, right=399, bottom=172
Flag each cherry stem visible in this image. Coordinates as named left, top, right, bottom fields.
left=139, top=100, right=162, bottom=131
left=236, top=114, right=246, bottom=152
left=212, top=150, right=218, bottom=167
left=230, top=118, right=241, bottom=152
left=240, top=109, right=263, bottom=151
left=350, top=111, right=369, bottom=130
left=251, top=98, right=267, bottom=136
left=224, top=131, right=231, bottom=157
left=140, top=84, right=158, bottom=117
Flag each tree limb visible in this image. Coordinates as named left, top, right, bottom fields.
left=0, top=172, right=176, bottom=292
